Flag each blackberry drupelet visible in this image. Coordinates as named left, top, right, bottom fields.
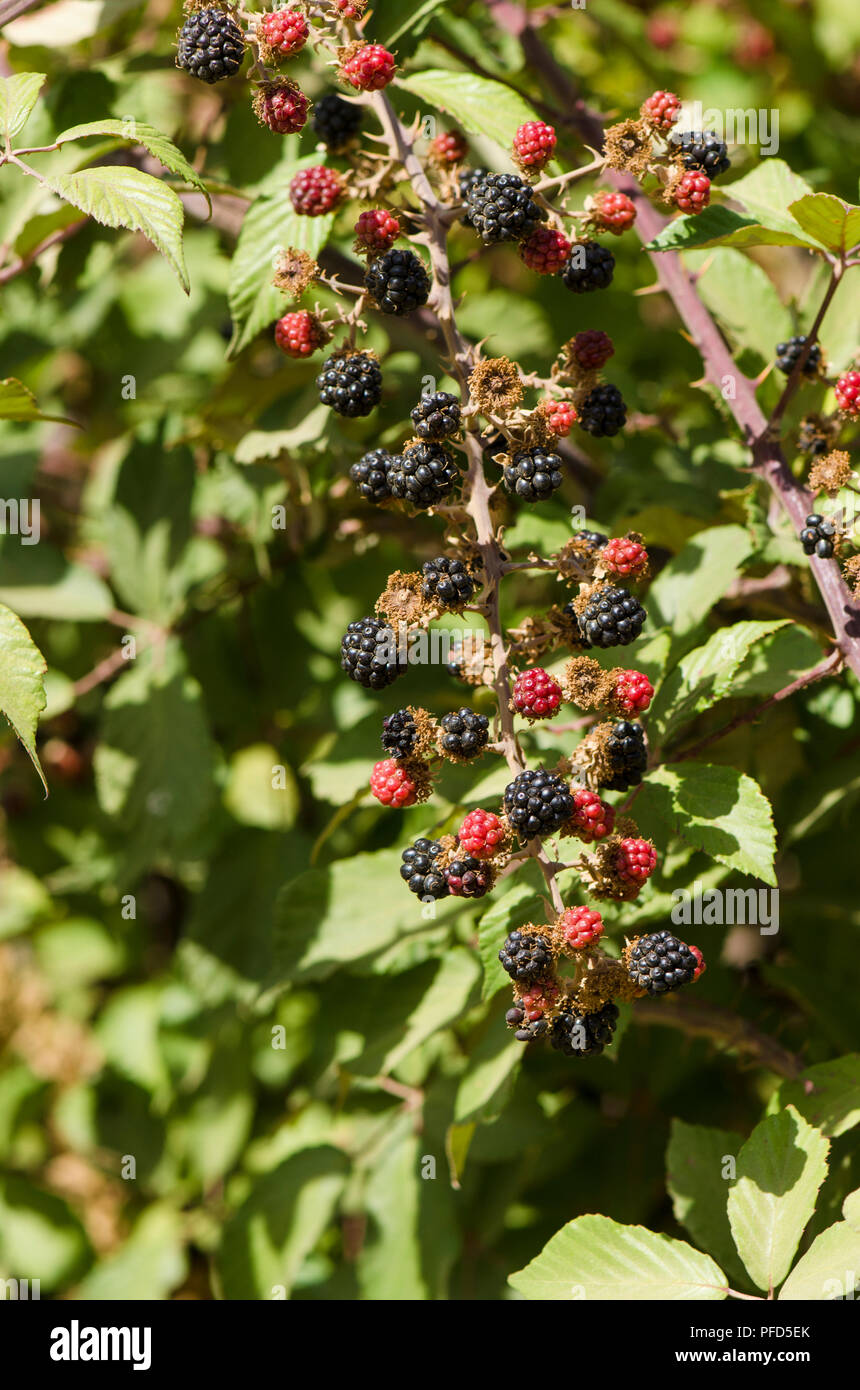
left=503, top=446, right=564, bottom=502
left=177, top=7, right=245, bottom=82
left=317, top=352, right=382, bottom=416
left=498, top=929, right=553, bottom=983
left=776, top=335, right=822, bottom=378
left=580, top=585, right=646, bottom=648
left=627, top=929, right=698, bottom=995
left=605, top=720, right=647, bottom=790
left=381, top=708, right=417, bottom=759
left=349, top=448, right=392, bottom=503
left=504, top=768, right=574, bottom=841
left=400, top=838, right=449, bottom=899
left=411, top=391, right=461, bottom=440
left=799, top=513, right=836, bottom=558
left=670, top=130, right=731, bottom=177
left=445, top=855, right=493, bottom=897
left=388, top=442, right=459, bottom=509
left=340, top=616, right=404, bottom=689
left=561, top=241, right=615, bottom=293
left=439, top=708, right=489, bottom=759
left=551, top=1001, right=619, bottom=1057
left=311, top=91, right=362, bottom=150
left=364, top=248, right=431, bottom=315
left=508, top=1012, right=549, bottom=1043
left=421, top=556, right=474, bottom=608
left=465, top=172, right=545, bottom=245
left=578, top=384, right=627, bottom=437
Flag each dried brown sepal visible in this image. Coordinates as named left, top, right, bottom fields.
left=562, top=655, right=617, bottom=710
left=842, top=554, right=860, bottom=598
left=808, top=449, right=854, bottom=497
left=603, top=119, right=653, bottom=177
left=273, top=247, right=319, bottom=299
left=577, top=834, right=644, bottom=902
left=569, top=720, right=619, bottom=791
left=574, top=955, right=645, bottom=1011
left=375, top=569, right=433, bottom=627
left=446, top=635, right=495, bottom=688
left=396, top=758, right=434, bottom=806
left=469, top=357, right=524, bottom=417
left=505, top=614, right=554, bottom=666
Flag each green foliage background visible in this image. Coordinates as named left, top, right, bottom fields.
left=0, top=0, right=858, bottom=1300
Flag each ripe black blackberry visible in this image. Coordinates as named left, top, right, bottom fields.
left=578, top=384, right=627, bottom=438
left=503, top=768, right=574, bottom=841
left=775, top=335, right=822, bottom=378
left=503, top=446, right=564, bottom=502
left=580, top=585, right=646, bottom=648
left=799, top=513, right=836, bottom=558
left=465, top=172, right=545, bottom=244
left=507, top=1009, right=549, bottom=1043
left=798, top=416, right=835, bottom=457
left=176, top=7, right=245, bottom=83
left=340, top=616, right=404, bottom=690
left=670, top=130, right=731, bottom=177
left=577, top=529, right=608, bottom=550
left=561, top=241, right=615, bottom=293
left=349, top=448, right=392, bottom=503
left=605, top=720, right=647, bottom=790
left=364, top=248, right=430, bottom=315
left=627, top=929, right=697, bottom=995
left=439, top=707, right=489, bottom=759
left=445, top=855, right=493, bottom=898
left=387, top=442, right=459, bottom=509
left=311, top=91, right=362, bottom=150
left=316, top=352, right=382, bottom=416
left=421, top=556, right=474, bottom=608
left=381, top=708, right=417, bottom=759
left=411, top=391, right=461, bottom=440
left=551, top=1000, right=619, bottom=1057
left=498, top=929, right=553, bottom=983
left=400, top=838, right=449, bottom=899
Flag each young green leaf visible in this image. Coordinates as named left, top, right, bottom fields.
left=778, top=1220, right=860, bottom=1300
left=788, top=194, right=860, bottom=257
left=51, top=119, right=212, bottom=211
left=0, top=72, right=46, bottom=141
left=639, top=762, right=777, bottom=884
left=0, top=377, right=75, bottom=425
left=0, top=601, right=47, bottom=794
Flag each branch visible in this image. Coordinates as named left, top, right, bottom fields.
left=632, top=995, right=803, bottom=1080
left=0, top=219, right=84, bottom=286
left=0, top=0, right=44, bottom=23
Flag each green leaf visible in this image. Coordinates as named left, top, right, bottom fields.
left=774, top=1056, right=860, bottom=1138
left=647, top=161, right=825, bottom=254
left=640, top=762, right=777, bottom=884
left=650, top=620, right=791, bottom=746
left=382, top=948, right=479, bottom=1073
left=681, top=249, right=793, bottom=363
left=727, top=1105, right=829, bottom=1292
left=843, top=1189, right=860, bottom=1232
left=778, top=1221, right=860, bottom=1300
left=0, top=72, right=45, bottom=141
left=648, top=525, right=753, bottom=634
left=47, top=165, right=189, bottom=292
left=0, top=1176, right=90, bottom=1292
left=0, top=601, right=47, bottom=793
left=509, top=1214, right=727, bottom=1300
left=224, top=743, right=299, bottom=830
left=455, top=1026, right=521, bottom=1124
left=789, top=194, right=860, bottom=256
left=0, top=547, right=113, bottom=621
left=397, top=68, right=540, bottom=149
left=73, top=1205, right=187, bottom=1301
left=666, top=1120, right=747, bottom=1285
left=52, top=119, right=212, bottom=211
left=0, top=377, right=74, bottom=425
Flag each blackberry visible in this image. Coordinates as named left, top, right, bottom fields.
left=364, top=248, right=430, bottom=315
left=498, top=929, right=553, bottom=983
left=349, top=448, right=392, bottom=503
left=400, top=837, right=449, bottom=899
left=580, top=585, right=646, bottom=648
left=445, top=855, right=493, bottom=898
left=561, top=241, right=615, bottom=293
left=799, top=513, right=836, bottom=559
left=411, top=391, right=461, bottom=440
left=605, top=720, right=647, bottom=791
left=311, top=91, right=362, bottom=151
left=670, top=130, right=731, bottom=177
left=578, top=384, right=627, bottom=438
left=551, top=1001, right=619, bottom=1057
left=577, top=529, right=608, bottom=550
left=381, top=708, right=417, bottom=759
left=503, top=446, right=564, bottom=503
left=388, top=442, right=459, bottom=509
left=503, top=768, right=574, bottom=841
left=176, top=7, right=245, bottom=83
left=627, top=929, right=698, bottom=995
left=507, top=1010, right=549, bottom=1044
left=421, top=556, right=474, bottom=608
left=317, top=352, right=382, bottom=416
left=465, top=172, right=545, bottom=245
left=340, top=616, right=404, bottom=690
left=775, top=335, right=822, bottom=378
left=439, top=707, right=489, bottom=759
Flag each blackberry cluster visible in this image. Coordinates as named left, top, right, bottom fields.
left=627, top=930, right=697, bottom=995
left=799, top=513, right=836, bottom=558
left=176, top=7, right=245, bottom=83
left=421, top=556, right=474, bottom=608
left=579, top=585, right=646, bottom=648
left=381, top=709, right=417, bottom=759
left=400, top=838, right=449, bottom=899
left=670, top=130, right=731, bottom=177
left=504, top=769, right=574, bottom=841
left=551, top=1001, right=619, bottom=1058
left=317, top=352, right=382, bottom=416
left=503, top=446, right=564, bottom=502
left=445, top=855, right=493, bottom=897
left=605, top=720, right=647, bottom=790
left=341, top=616, right=404, bottom=690
left=498, top=930, right=553, bottom=983
left=776, top=335, right=822, bottom=378
left=364, top=248, right=431, bottom=315
left=411, top=391, right=461, bottom=440
left=578, top=385, right=627, bottom=438
left=439, top=708, right=489, bottom=759
left=465, top=172, right=545, bottom=244
left=388, top=443, right=459, bottom=509
left=506, top=1009, right=548, bottom=1043
left=561, top=241, right=615, bottom=293
left=349, top=448, right=392, bottom=503
left=311, top=92, right=362, bottom=151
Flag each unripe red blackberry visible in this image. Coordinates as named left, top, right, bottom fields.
left=504, top=769, right=574, bottom=842
left=354, top=208, right=400, bottom=253
left=498, top=929, right=553, bottom=983
left=439, top=707, right=489, bottom=760
left=430, top=129, right=468, bottom=164
left=274, top=309, right=328, bottom=358
left=602, top=536, right=648, bottom=578
left=400, top=837, right=449, bottom=899
left=503, top=446, right=564, bottom=503
left=616, top=837, right=657, bottom=885
left=349, top=448, right=393, bottom=503
left=339, top=42, right=396, bottom=91
left=176, top=7, right=245, bottom=83
left=520, top=227, right=572, bottom=274
left=591, top=191, right=636, bottom=234
left=465, top=172, right=545, bottom=245
left=640, top=89, right=681, bottom=130
left=512, top=667, right=563, bottom=720
left=421, top=556, right=474, bottom=608
left=559, top=905, right=604, bottom=950
left=627, top=930, right=697, bottom=995
left=257, top=7, right=308, bottom=58
left=388, top=442, right=459, bottom=509
left=578, top=384, right=627, bottom=438
left=519, top=979, right=561, bottom=1022
left=613, top=669, right=653, bottom=715
left=411, top=391, right=461, bottom=440
left=543, top=399, right=577, bottom=436
left=670, top=130, right=731, bottom=178
left=369, top=758, right=421, bottom=808
left=673, top=171, right=710, bottom=215
left=457, top=809, right=506, bottom=859
left=341, top=616, right=404, bottom=689
left=253, top=80, right=310, bottom=134
left=561, top=240, right=615, bottom=293
left=364, top=248, right=431, bottom=315
left=513, top=120, right=557, bottom=170
left=317, top=351, right=382, bottom=416
left=835, top=370, right=860, bottom=416
left=311, top=91, right=362, bottom=151
left=570, top=330, right=614, bottom=371
left=445, top=855, right=494, bottom=898
left=289, top=165, right=344, bottom=216
left=567, top=787, right=615, bottom=843
left=551, top=1000, right=619, bottom=1057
